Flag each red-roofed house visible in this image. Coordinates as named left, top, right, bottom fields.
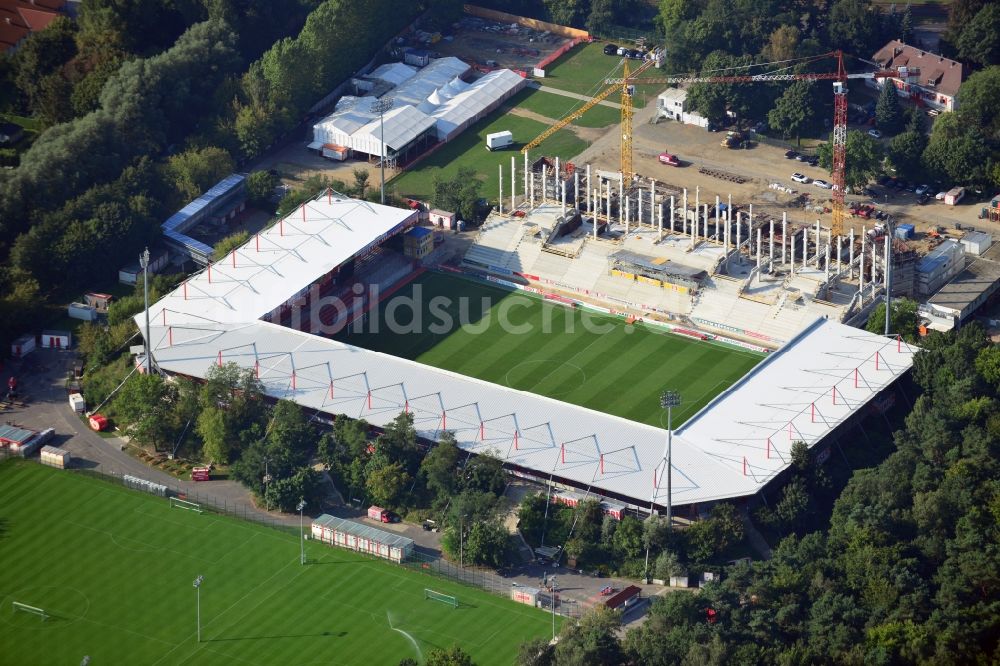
left=869, top=40, right=968, bottom=113
left=0, top=0, right=66, bottom=53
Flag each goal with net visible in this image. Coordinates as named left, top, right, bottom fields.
left=424, top=589, right=458, bottom=608
left=170, top=497, right=203, bottom=513
left=12, top=602, right=48, bottom=621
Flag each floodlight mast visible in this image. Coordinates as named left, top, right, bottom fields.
left=139, top=248, right=151, bottom=374
left=660, top=391, right=682, bottom=532
left=372, top=97, right=394, bottom=205
left=297, top=499, right=307, bottom=565
left=193, top=575, right=204, bottom=643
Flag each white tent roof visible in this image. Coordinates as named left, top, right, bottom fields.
left=367, top=62, right=418, bottom=87
left=138, top=194, right=916, bottom=508
left=352, top=105, right=437, bottom=154
left=389, top=56, right=470, bottom=108
left=433, top=69, right=526, bottom=138
left=138, top=193, right=418, bottom=327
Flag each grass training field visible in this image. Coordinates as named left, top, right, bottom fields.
left=515, top=88, right=621, bottom=128
left=0, top=461, right=555, bottom=665
left=340, top=272, right=763, bottom=427
left=538, top=42, right=666, bottom=109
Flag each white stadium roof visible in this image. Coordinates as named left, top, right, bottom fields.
left=139, top=195, right=915, bottom=509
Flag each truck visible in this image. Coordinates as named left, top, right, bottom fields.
left=191, top=466, right=211, bottom=482
left=486, top=130, right=513, bottom=151
left=368, top=505, right=394, bottom=523
left=657, top=152, right=680, bottom=166
left=944, top=187, right=965, bottom=206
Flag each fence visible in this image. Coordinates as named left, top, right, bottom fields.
left=61, top=462, right=591, bottom=619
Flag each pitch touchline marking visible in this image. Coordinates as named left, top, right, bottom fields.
left=64, top=519, right=219, bottom=564
left=149, top=556, right=304, bottom=666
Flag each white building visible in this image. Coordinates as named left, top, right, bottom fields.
left=310, top=57, right=526, bottom=162
left=657, top=88, right=708, bottom=129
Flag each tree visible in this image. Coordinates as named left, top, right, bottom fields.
left=553, top=605, right=623, bottom=666
left=827, top=0, right=879, bottom=57
left=246, top=169, right=278, bottom=207
left=352, top=168, right=370, bottom=198
left=433, top=167, right=482, bottom=222
left=114, top=372, right=171, bottom=448
left=197, top=405, right=230, bottom=463
left=586, top=0, right=615, bottom=35
left=818, top=130, right=884, bottom=189
left=866, top=297, right=919, bottom=339
left=166, top=146, right=235, bottom=204
left=462, top=452, right=506, bottom=495
left=886, top=130, right=928, bottom=180
left=13, top=16, right=77, bottom=117
left=267, top=399, right=316, bottom=467
left=212, top=230, right=250, bottom=261
left=421, top=432, right=460, bottom=502
left=517, top=637, right=554, bottom=666
left=517, top=493, right=549, bottom=545
left=543, top=0, right=586, bottom=28
left=955, top=4, right=1000, bottom=68
left=613, top=515, right=644, bottom=559
left=768, top=81, right=819, bottom=145
left=366, top=461, right=410, bottom=507
left=954, top=66, right=1000, bottom=141
left=653, top=550, right=683, bottom=580
left=974, top=344, right=1000, bottom=387
left=463, top=519, right=511, bottom=568
left=425, top=645, right=475, bottom=666
left=921, top=113, right=994, bottom=188
left=899, top=6, right=914, bottom=43
left=762, top=25, right=801, bottom=62
left=262, top=467, right=323, bottom=512
left=875, top=81, right=904, bottom=135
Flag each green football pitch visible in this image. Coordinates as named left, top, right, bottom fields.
left=340, top=272, right=763, bottom=427
left=0, top=461, right=555, bottom=665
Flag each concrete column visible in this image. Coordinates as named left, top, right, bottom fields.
left=724, top=210, right=729, bottom=254
left=574, top=170, right=579, bottom=212
left=756, top=227, right=762, bottom=268
left=825, top=244, right=830, bottom=281
left=849, top=228, right=855, bottom=279
left=586, top=164, right=592, bottom=214
left=511, top=156, right=516, bottom=212
left=802, top=231, right=807, bottom=269
left=561, top=181, right=566, bottom=217
left=826, top=229, right=832, bottom=264
left=530, top=167, right=534, bottom=208
left=860, top=227, right=866, bottom=295
left=669, top=195, right=675, bottom=235
left=625, top=194, right=630, bottom=236
left=703, top=204, right=709, bottom=240
left=498, top=164, right=503, bottom=215
left=815, top=220, right=821, bottom=264
left=736, top=212, right=742, bottom=254
left=682, top=189, right=688, bottom=236
left=606, top=180, right=612, bottom=223
left=782, top=213, right=788, bottom=265
left=593, top=194, right=598, bottom=238
left=790, top=234, right=796, bottom=275
left=524, top=151, right=529, bottom=204
left=769, top=219, right=775, bottom=262
left=555, top=157, right=560, bottom=182
left=694, top=186, right=700, bottom=233
left=836, top=235, right=842, bottom=274
left=650, top=179, right=656, bottom=227
left=541, top=165, right=547, bottom=203
left=715, top=196, right=721, bottom=241
left=638, top=183, right=643, bottom=223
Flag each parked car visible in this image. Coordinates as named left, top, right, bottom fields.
left=935, top=191, right=947, bottom=200
left=917, top=193, right=931, bottom=205
left=927, top=109, right=940, bottom=117
left=658, top=152, right=680, bottom=166
left=806, top=157, right=819, bottom=166
left=616, top=47, right=627, bottom=56
left=868, top=129, right=882, bottom=139
left=897, top=179, right=910, bottom=191
left=813, top=179, right=833, bottom=189
left=603, top=43, right=618, bottom=55
left=791, top=172, right=809, bottom=183
left=915, top=184, right=930, bottom=196
left=784, top=150, right=799, bottom=159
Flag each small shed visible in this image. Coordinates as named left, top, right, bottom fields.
left=603, top=585, right=642, bottom=611
left=511, top=585, right=540, bottom=606
left=960, top=231, right=992, bottom=256
left=69, top=393, right=86, bottom=413
left=84, top=292, right=114, bottom=313
left=321, top=144, right=350, bottom=161
left=68, top=302, right=97, bottom=321
left=40, top=445, right=71, bottom=469
left=10, top=334, right=35, bottom=358
left=41, top=330, right=71, bottom=349
left=311, top=514, right=414, bottom=562
left=428, top=209, right=457, bottom=229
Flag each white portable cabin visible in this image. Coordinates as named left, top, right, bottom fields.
left=68, top=393, right=86, bottom=413
left=428, top=209, right=457, bottom=229
left=40, top=445, right=71, bottom=469
left=944, top=187, right=965, bottom=206
left=486, top=130, right=513, bottom=151
left=10, top=334, right=35, bottom=358
left=68, top=302, right=97, bottom=321
left=960, top=230, right=992, bottom=256
left=311, top=514, right=414, bottom=563
left=40, top=330, right=71, bottom=349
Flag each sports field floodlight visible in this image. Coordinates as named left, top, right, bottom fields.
left=297, top=499, right=307, bottom=565
left=193, top=575, right=204, bottom=643
left=660, top=391, right=682, bottom=532
left=139, top=247, right=151, bottom=374
left=371, top=97, right=394, bottom=205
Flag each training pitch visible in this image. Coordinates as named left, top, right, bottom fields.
left=0, top=461, right=555, bottom=665
left=341, top=272, right=763, bottom=427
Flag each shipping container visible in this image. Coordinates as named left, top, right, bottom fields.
left=40, top=445, right=71, bottom=469
left=486, top=131, right=513, bottom=151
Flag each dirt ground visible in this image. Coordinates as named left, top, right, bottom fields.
left=433, top=17, right=573, bottom=71
left=572, top=99, right=1000, bottom=241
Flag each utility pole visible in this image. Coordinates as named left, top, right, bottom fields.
left=139, top=248, right=151, bottom=374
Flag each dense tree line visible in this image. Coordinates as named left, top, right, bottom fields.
left=516, top=325, right=1000, bottom=664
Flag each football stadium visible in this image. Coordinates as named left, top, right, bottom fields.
left=135, top=186, right=915, bottom=516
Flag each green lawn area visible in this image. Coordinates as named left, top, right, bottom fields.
left=1, top=112, right=43, bottom=133
left=538, top=42, right=663, bottom=109
left=516, top=88, right=620, bottom=128
left=0, top=460, right=555, bottom=665
left=390, top=100, right=586, bottom=202
left=339, top=272, right=762, bottom=427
